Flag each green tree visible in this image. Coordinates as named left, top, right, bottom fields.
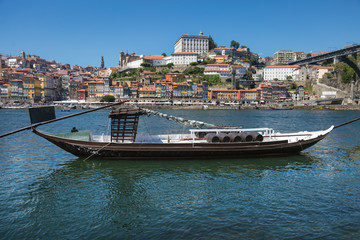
left=245, top=70, right=253, bottom=80
left=167, top=63, right=174, bottom=69
left=286, top=75, right=293, bottom=80
left=162, top=53, right=167, bottom=56
left=337, top=63, right=355, bottom=83
left=160, top=68, right=170, bottom=75
left=204, top=74, right=222, bottom=86
left=141, top=62, right=151, bottom=68
left=273, top=78, right=279, bottom=81
left=100, top=95, right=115, bottom=102
left=230, top=40, right=240, bottom=49
left=190, top=62, right=198, bottom=66
left=209, top=35, right=217, bottom=50
left=184, top=67, right=204, bottom=75
left=109, top=71, right=119, bottom=79
left=289, top=83, right=297, bottom=90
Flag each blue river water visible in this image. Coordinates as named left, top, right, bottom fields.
left=1, top=108, right=360, bottom=239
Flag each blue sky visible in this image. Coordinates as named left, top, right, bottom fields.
left=1, top=0, right=359, bottom=67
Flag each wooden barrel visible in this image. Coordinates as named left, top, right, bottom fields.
left=206, top=133, right=220, bottom=143
left=239, top=132, right=253, bottom=142
left=228, top=133, right=242, bottom=142
left=249, top=131, right=264, bottom=142
left=217, top=133, right=230, bottom=142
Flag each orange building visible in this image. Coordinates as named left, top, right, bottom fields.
left=165, top=73, right=185, bottom=82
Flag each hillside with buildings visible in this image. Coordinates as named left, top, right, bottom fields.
left=0, top=32, right=359, bottom=106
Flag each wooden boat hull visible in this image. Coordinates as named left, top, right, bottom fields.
left=32, top=128, right=329, bottom=160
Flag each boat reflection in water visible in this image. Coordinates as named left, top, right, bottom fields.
left=24, top=154, right=319, bottom=239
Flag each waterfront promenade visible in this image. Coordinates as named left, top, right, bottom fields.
left=2, top=100, right=360, bottom=110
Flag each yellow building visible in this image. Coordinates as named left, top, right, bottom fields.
left=210, top=55, right=229, bottom=63
left=23, top=77, right=41, bottom=101
left=243, top=90, right=258, bottom=100
left=210, top=90, right=239, bottom=100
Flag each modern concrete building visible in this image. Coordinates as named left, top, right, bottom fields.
left=174, top=31, right=209, bottom=56
left=274, top=50, right=295, bottom=64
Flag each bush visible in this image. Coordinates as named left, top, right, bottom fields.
left=100, top=95, right=115, bottom=102
left=184, top=67, right=204, bottom=75
left=336, top=62, right=355, bottom=83
left=204, top=74, right=222, bottom=86
left=289, top=83, right=297, bottom=90
left=141, top=62, right=151, bottom=68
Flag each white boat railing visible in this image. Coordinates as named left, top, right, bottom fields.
left=190, top=128, right=274, bottom=135
left=189, top=128, right=275, bottom=144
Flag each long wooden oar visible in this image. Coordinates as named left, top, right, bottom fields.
left=334, top=116, right=360, bottom=129
left=0, top=100, right=130, bottom=138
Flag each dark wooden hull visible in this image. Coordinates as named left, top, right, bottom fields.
left=32, top=128, right=328, bottom=160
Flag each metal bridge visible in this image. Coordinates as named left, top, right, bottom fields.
left=289, top=44, right=360, bottom=66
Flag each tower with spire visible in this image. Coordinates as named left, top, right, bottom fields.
left=101, top=56, right=104, bottom=69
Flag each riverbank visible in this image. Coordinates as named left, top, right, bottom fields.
left=2, top=102, right=360, bottom=111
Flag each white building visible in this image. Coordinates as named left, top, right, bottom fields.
left=126, top=57, right=144, bottom=68
left=174, top=31, right=209, bottom=56
left=204, top=64, right=246, bottom=79
left=126, top=55, right=166, bottom=68
left=171, top=52, right=198, bottom=65
left=204, top=64, right=230, bottom=71
left=263, top=65, right=300, bottom=81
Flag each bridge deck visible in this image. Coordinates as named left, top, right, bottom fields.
left=289, top=44, right=360, bottom=66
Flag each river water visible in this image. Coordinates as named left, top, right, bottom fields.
left=1, top=109, right=360, bottom=239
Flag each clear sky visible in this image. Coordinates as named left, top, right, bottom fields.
left=1, top=0, right=359, bottom=67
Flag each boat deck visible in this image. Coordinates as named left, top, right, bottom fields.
left=89, top=127, right=334, bottom=144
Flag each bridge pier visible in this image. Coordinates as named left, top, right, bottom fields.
left=333, top=57, right=339, bottom=65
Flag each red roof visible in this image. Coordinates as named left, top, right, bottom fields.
left=264, top=65, right=300, bottom=68
left=143, top=55, right=164, bottom=60
left=214, top=47, right=234, bottom=50
left=206, top=64, right=229, bottom=66
left=172, top=52, right=197, bottom=55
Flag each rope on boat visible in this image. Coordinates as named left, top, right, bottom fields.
left=83, top=142, right=112, bottom=161
left=140, top=108, right=240, bottom=129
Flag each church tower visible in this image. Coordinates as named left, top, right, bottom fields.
left=21, top=50, right=26, bottom=59
left=119, top=51, right=125, bottom=67
left=101, top=56, right=104, bottom=69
